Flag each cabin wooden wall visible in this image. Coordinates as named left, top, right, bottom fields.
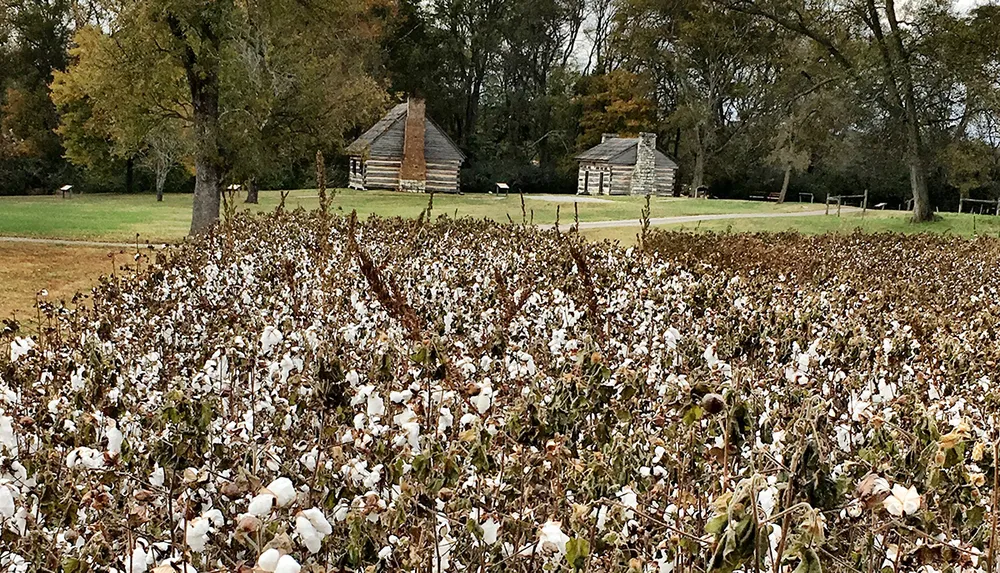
left=657, top=168, right=676, bottom=196
left=609, top=166, right=633, bottom=195
left=363, top=159, right=402, bottom=190
left=348, top=157, right=365, bottom=189
left=577, top=163, right=632, bottom=195
left=578, top=162, right=677, bottom=196
left=351, top=157, right=460, bottom=193
left=426, top=161, right=461, bottom=193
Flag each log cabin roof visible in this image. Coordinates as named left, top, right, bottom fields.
left=345, top=103, right=408, bottom=155
left=575, top=138, right=678, bottom=169
left=346, top=103, right=465, bottom=163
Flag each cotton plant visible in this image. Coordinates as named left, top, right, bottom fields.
left=2, top=213, right=1000, bottom=571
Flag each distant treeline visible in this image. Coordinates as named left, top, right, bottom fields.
left=1, top=0, right=998, bottom=217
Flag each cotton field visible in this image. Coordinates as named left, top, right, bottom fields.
left=3, top=212, right=1000, bottom=573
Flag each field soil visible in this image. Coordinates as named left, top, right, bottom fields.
left=0, top=243, right=116, bottom=319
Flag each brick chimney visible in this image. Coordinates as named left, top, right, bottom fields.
left=601, top=133, right=619, bottom=144
left=630, top=132, right=657, bottom=195
left=399, top=97, right=427, bottom=192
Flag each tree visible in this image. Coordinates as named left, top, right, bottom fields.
left=721, top=0, right=982, bottom=221
left=141, top=126, right=189, bottom=202
left=576, top=70, right=658, bottom=149
left=51, top=0, right=384, bottom=232
left=0, top=0, right=73, bottom=194
left=52, top=24, right=189, bottom=197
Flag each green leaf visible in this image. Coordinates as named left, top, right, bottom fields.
left=62, top=558, right=81, bottom=573
left=706, top=514, right=729, bottom=535
left=566, top=537, right=590, bottom=570
left=792, top=547, right=822, bottom=573
left=410, top=345, right=428, bottom=364
left=683, top=405, right=704, bottom=426
left=968, top=505, right=986, bottom=530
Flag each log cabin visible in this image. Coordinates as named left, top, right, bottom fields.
left=575, top=133, right=678, bottom=196
left=346, top=98, right=465, bottom=193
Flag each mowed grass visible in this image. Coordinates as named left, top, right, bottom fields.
left=581, top=210, right=1000, bottom=244
left=0, top=189, right=819, bottom=243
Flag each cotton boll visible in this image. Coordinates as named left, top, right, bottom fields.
left=150, top=466, right=164, bottom=488
left=123, top=544, right=147, bottom=573
left=266, top=477, right=296, bottom=507
left=0, top=415, right=17, bottom=455
left=617, top=486, right=638, bottom=518
left=473, top=388, right=493, bottom=414
left=257, top=548, right=281, bottom=572
left=0, top=485, right=14, bottom=518
left=248, top=492, right=275, bottom=516
left=536, top=521, right=570, bottom=555
left=66, top=447, right=105, bottom=469
left=274, top=555, right=301, bottom=573
left=481, top=518, right=500, bottom=545
left=185, top=516, right=212, bottom=552
left=367, top=392, right=385, bottom=418
left=9, top=337, right=35, bottom=362
left=884, top=485, right=921, bottom=517
left=378, top=546, right=393, bottom=560
left=260, top=326, right=283, bottom=355
left=333, top=502, right=349, bottom=521
left=390, top=390, right=412, bottom=403
left=438, top=407, right=454, bottom=433
left=295, top=508, right=333, bottom=553
left=106, top=420, right=123, bottom=455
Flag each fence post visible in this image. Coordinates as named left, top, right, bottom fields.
left=825, top=197, right=830, bottom=215
left=837, top=197, right=842, bottom=217
left=863, top=189, right=868, bottom=217
left=960, top=198, right=964, bottom=214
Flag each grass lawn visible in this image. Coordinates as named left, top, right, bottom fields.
left=581, top=210, right=1000, bottom=244
left=0, top=189, right=819, bottom=243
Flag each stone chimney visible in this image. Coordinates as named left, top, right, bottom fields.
left=399, top=97, right=427, bottom=193
left=630, top=132, right=657, bottom=195
left=601, top=133, right=619, bottom=144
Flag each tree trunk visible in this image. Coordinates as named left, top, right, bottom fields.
left=126, top=156, right=134, bottom=194
left=245, top=178, right=259, bottom=204
left=908, top=147, right=932, bottom=221
left=168, top=14, right=223, bottom=235
left=155, top=164, right=166, bottom=202
left=883, top=0, right=933, bottom=223
left=691, top=132, right=706, bottom=195
left=189, top=96, right=222, bottom=234
left=778, top=164, right=791, bottom=204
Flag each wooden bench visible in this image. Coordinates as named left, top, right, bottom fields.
left=749, top=191, right=782, bottom=202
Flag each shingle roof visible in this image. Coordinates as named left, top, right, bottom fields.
left=345, top=103, right=408, bottom=155
left=345, top=103, right=465, bottom=162
left=575, top=138, right=637, bottom=162
left=575, top=137, right=678, bottom=169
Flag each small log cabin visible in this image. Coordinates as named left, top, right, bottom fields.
left=346, top=98, right=465, bottom=193
left=575, top=133, right=678, bottom=196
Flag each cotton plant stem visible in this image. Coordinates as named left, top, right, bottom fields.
left=989, top=438, right=999, bottom=573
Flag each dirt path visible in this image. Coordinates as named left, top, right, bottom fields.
left=550, top=207, right=859, bottom=230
